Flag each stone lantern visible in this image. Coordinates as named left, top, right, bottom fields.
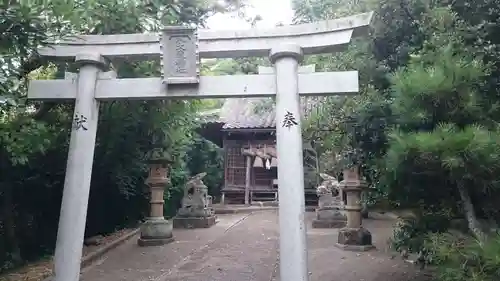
left=335, top=165, right=374, bottom=251
left=137, top=146, right=175, bottom=247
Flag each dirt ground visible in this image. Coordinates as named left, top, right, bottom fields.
left=70, top=210, right=432, bottom=281
left=0, top=229, right=137, bottom=281
left=272, top=214, right=432, bottom=281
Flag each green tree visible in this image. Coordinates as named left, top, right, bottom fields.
left=296, top=0, right=500, bottom=239
left=0, top=0, right=245, bottom=271
left=384, top=7, right=500, bottom=242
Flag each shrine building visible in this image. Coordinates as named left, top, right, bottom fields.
left=200, top=97, right=321, bottom=205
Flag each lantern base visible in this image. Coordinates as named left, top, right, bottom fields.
left=173, top=215, right=217, bottom=229
left=335, top=227, right=375, bottom=252
left=138, top=236, right=175, bottom=247
left=137, top=217, right=174, bottom=247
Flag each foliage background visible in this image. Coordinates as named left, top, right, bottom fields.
left=2, top=0, right=500, bottom=280
left=295, top=0, right=500, bottom=280
left=0, top=0, right=236, bottom=271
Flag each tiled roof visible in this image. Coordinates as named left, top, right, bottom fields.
left=220, top=98, right=275, bottom=129
left=218, top=97, right=325, bottom=130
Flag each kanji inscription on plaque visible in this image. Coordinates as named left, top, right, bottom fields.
left=160, top=26, right=199, bottom=85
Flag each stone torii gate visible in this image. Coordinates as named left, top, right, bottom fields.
left=28, top=12, right=372, bottom=281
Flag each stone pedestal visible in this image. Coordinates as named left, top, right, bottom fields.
left=312, top=207, right=346, bottom=228
left=138, top=161, right=174, bottom=247
left=173, top=205, right=216, bottom=229
left=173, top=216, right=217, bottom=228
left=173, top=172, right=217, bottom=229
left=335, top=166, right=374, bottom=251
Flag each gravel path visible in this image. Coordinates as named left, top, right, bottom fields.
left=79, top=210, right=432, bottom=281
left=275, top=213, right=432, bottom=281
left=80, top=213, right=252, bottom=281
left=159, top=211, right=278, bottom=281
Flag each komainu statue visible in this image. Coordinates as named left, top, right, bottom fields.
left=316, top=173, right=342, bottom=209
left=312, top=173, right=347, bottom=228
left=176, top=172, right=214, bottom=218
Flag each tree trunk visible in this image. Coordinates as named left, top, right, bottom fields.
left=457, top=183, right=487, bottom=243
left=2, top=184, right=22, bottom=265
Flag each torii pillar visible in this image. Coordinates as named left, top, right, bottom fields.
left=271, top=44, right=309, bottom=280
left=53, top=54, right=105, bottom=281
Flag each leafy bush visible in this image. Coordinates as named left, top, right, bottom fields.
left=392, top=214, right=500, bottom=281
left=185, top=136, right=224, bottom=198
left=424, top=232, right=500, bottom=281
left=390, top=210, right=451, bottom=253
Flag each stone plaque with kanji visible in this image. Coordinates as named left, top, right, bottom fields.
left=160, top=26, right=199, bottom=85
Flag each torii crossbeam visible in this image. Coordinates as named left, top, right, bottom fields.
left=28, top=12, right=373, bottom=281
